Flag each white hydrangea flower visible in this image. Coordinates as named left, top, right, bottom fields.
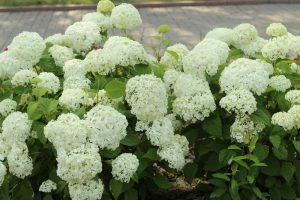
left=290, top=63, right=300, bottom=74
left=111, top=3, right=142, bottom=29
left=271, top=112, right=294, bottom=131
left=11, top=69, right=37, bottom=86
left=82, top=12, right=112, bottom=32
left=102, top=36, right=148, bottom=67
left=0, top=52, right=33, bottom=79
left=160, top=44, right=189, bottom=71
left=39, top=180, right=57, bottom=193
left=256, top=59, right=274, bottom=75
left=85, top=105, right=128, bottom=150
left=262, top=38, right=288, bottom=61
left=269, top=75, right=291, bottom=92
left=231, top=115, right=264, bottom=144
left=157, top=135, right=189, bottom=170
left=63, top=59, right=86, bottom=79
left=0, top=162, right=6, bottom=186
left=288, top=105, right=300, bottom=129
left=220, top=89, right=257, bottom=115
left=7, top=143, right=33, bottom=179
left=33, top=72, right=60, bottom=94
left=8, top=32, right=45, bottom=65
left=266, top=23, right=288, bottom=37
left=0, top=99, right=17, bottom=117
left=111, top=153, right=139, bottom=183
left=233, top=23, right=258, bottom=45
left=44, top=113, right=89, bottom=153
left=240, top=37, right=267, bottom=57
left=69, top=179, right=104, bottom=200
left=285, top=90, right=300, bottom=105
left=57, top=144, right=102, bottom=183
left=49, top=45, right=75, bottom=67
left=63, top=76, right=91, bottom=90
left=58, top=89, right=94, bottom=110
left=163, top=69, right=180, bottom=88
left=84, top=49, right=115, bottom=75
left=94, top=90, right=111, bottom=105
left=204, top=28, right=234, bottom=45
left=165, top=113, right=183, bottom=131
left=287, top=35, right=300, bottom=56
left=219, top=58, right=270, bottom=95
left=126, top=74, right=168, bottom=121
left=65, top=21, right=102, bottom=53
left=0, top=136, right=11, bottom=161
left=45, top=34, right=65, bottom=45
left=145, top=117, right=174, bottom=146
left=2, top=112, right=32, bottom=144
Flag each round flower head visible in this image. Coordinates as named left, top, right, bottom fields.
left=0, top=51, right=33, bottom=79
left=157, top=135, right=189, bottom=170
left=65, top=21, right=102, bottom=53
left=97, top=0, right=115, bottom=14
left=82, top=12, right=112, bottom=32
left=49, top=45, right=75, bottom=67
left=287, top=35, right=300, bottom=56
left=111, top=3, right=142, bottom=30
left=7, top=143, right=33, bottom=179
left=285, top=90, right=300, bottom=105
left=85, top=105, right=128, bottom=150
left=0, top=162, right=6, bottom=187
left=84, top=49, right=115, bottom=75
left=240, top=37, right=267, bottom=57
left=69, top=179, right=104, bottom=200
left=233, top=23, right=258, bottom=45
left=58, top=89, right=94, bottom=110
left=269, top=75, right=291, bottom=92
left=290, top=63, right=300, bottom=74
left=160, top=43, right=189, bottom=71
left=0, top=99, right=17, bottom=117
left=33, top=72, right=60, bottom=94
left=163, top=69, right=180, bottom=88
left=11, top=69, right=37, bottom=86
left=57, top=144, right=102, bottom=183
left=219, top=58, right=270, bottom=95
left=220, top=89, right=257, bottom=115
left=145, top=117, right=174, bottom=146
left=255, top=59, right=274, bottom=75
left=230, top=115, right=264, bottom=144
left=112, top=153, right=139, bottom=183
left=63, top=76, right=91, bottom=90
left=45, top=34, right=65, bottom=45
left=39, top=180, right=57, bottom=193
left=126, top=74, right=168, bottom=121
left=266, top=23, right=288, bottom=37
left=2, top=112, right=32, bottom=144
left=44, top=113, right=89, bottom=153
left=271, top=112, right=294, bottom=131
left=204, top=27, right=234, bottom=45
left=262, top=38, right=288, bottom=61
left=288, top=105, right=300, bottom=129
left=102, top=36, right=148, bottom=67
left=8, top=31, right=46, bottom=65
left=63, top=59, right=86, bottom=79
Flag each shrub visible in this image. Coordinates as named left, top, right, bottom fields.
left=0, top=1, right=300, bottom=199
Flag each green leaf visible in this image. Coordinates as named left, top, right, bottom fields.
left=272, top=145, right=288, bottom=160
left=0, top=176, right=9, bottom=200
left=142, top=148, right=159, bottom=161
left=212, top=173, right=230, bottom=181
left=233, top=160, right=249, bottom=170
left=134, top=64, right=152, bottom=75
left=252, top=187, right=262, bottom=199
left=202, top=113, right=222, bottom=137
left=269, top=135, right=281, bottom=149
left=157, top=24, right=171, bottom=34
left=152, top=175, right=172, bottom=189
left=229, top=179, right=240, bottom=200
left=250, top=107, right=271, bottom=127
left=280, top=183, right=297, bottom=200
left=120, top=134, right=140, bottom=146
left=210, top=188, right=227, bottom=198
left=292, top=141, right=300, bottom=153
left=32, top=87, right=48, bottom=97
left=219, top=149, right=235, bottom=166
left=124, top=189, right=138, bottom=200
left=27, top=98, right=58, bottom=120
left=280, top=162, right=295, bottom=182
left=228, top=145, right=242, bottom=150
left=253, top=143, right=269, bottom=161
left=109, top=179, right=123, bottom=200
left=183, top=163, right=198, bottom=183
left=166, top=50, right=179, bottom=61
left=100, top=148, right=121, bottom=159
left=12, top=180, right=34, bottom=200
left=249, top=134, right=259, bottom=153
left=105, top=80, right=126, bottom=99
left=261, top=156, right=281, bottom=176
left=43, top=195, right=53, bottom=200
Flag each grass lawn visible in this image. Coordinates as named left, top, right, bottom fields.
left=0, top=0, right=196, bottom=6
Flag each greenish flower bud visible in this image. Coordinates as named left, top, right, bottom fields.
left=97, top=0, right=115, bottom=15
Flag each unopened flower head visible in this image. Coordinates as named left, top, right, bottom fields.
left=266, top=23, right=288, bottom=37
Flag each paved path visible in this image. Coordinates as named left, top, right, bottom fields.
left=1, top=4, right=300, bottom=50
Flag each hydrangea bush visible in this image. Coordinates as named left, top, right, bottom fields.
left=0, top=1, right=300, bottom=199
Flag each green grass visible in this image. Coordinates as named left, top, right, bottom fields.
left=0, top=0, right=194, bottom=7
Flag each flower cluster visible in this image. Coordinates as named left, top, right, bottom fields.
left=160, top=43, right=189, bottom=71
left=0, top=99, right=17, bottom=117
left=39, top=180, right=57, bottom=193
left=49, top=45, right=75, bottom=67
